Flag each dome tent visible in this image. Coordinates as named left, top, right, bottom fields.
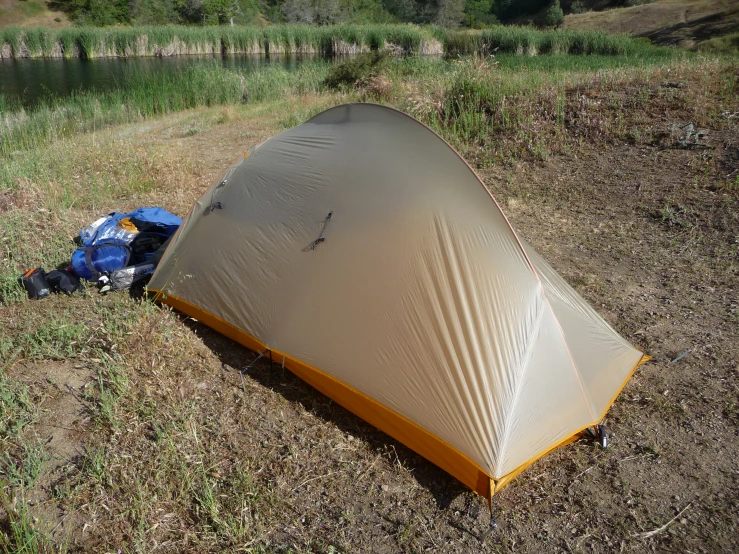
left=149, top=103, right=649, bottom=500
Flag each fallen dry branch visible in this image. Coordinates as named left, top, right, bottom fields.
left=631, top=503, right=692, bottom=540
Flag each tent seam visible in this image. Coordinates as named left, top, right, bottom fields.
left=492, top=293, right=546, bottom=478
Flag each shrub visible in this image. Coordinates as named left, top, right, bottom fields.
left=323, top=51, right=388, bottom=90
left=544, top=0, right=564, bottom=28
left=570, top=1, right=588, bottom=14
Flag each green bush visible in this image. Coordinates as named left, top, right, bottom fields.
left=544, top=1, right=564, bottom=28
left=323, top=51, right=389, bottom=89
left=569, top=1, right=588, bottom=14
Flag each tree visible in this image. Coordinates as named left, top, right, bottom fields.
left=129, top=0, right=182, bottom=24
left=464, top=0, right=497, bottom=28
left=282, top=0, right=315, bottom=22
left=543, top=0, right=563, bottom=27
left=314, top=0, right=341, bottom=24
left=381, top=0, right=416, bottom=21
left=434, top=0, right=464, bottom=27
left=202, top=0, right=242, bottom=24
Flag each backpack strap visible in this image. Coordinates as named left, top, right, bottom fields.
left=79, top=244, right=131, bottom=280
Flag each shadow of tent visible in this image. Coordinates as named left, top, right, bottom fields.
left=180, top=314, right=479, bottom=513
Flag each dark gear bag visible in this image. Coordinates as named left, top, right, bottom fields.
left=46, top=269, right=84, bottom=295
left=21, top=268, right=51, bottom=299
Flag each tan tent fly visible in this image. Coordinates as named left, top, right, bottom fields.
left=149, top=103, right=649, bottom=500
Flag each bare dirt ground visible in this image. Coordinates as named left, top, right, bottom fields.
left=2, top=67, right=738, bottom=552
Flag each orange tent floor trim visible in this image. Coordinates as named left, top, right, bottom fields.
left=148, top=289, right=650, bottom=500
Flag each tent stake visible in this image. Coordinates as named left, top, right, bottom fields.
left=480, top=478, right=498, bottom=541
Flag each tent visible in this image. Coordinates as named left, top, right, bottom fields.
left=149, top=103, right=649, bottom=501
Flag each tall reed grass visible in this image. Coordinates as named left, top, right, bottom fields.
left=0, top=24, right=664, bottom=59
left=1, top=52, right=705, bottom=162
left=0, top=24, right=438, bottom=59
left=0, top=61, right=329, bottom=155
left=445, top=27, right=665, bottom=57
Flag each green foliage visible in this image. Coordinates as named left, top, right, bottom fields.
left=53, top=0, right=387, bottom=25
left=464, top=0, right=497, bottom=29
left=543, top=0, right=563, bottom=28
left=129, top=0, right=183, bottom=25
left=0, top=373, right=36, bottom=440
left=569, top=0, right=587, bottom=14
left=0, top=488, right=51, bottom=554
left=0, top=61, right=328, bottom=155
left=435, top=0, right=465, bottom=28
left=324, top=50, right=388, bottom=88
left=446, top=26, right=665, bottom=56
left=495, top=0, right=550, bottom=21
left=698, top=32, right=739, bottom=54
left=47, top=0, right=563, bottom=27
left=71, top=0, right=130, bottom=25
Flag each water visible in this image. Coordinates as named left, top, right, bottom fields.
left=0, top=54, right=321, bottom=109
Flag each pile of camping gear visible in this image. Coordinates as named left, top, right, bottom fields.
left=21, top=207, right=180, bottom=298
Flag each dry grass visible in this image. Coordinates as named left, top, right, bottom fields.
left=0, top=56, right=738, bottom=552
left=0, top=0, right=69, bottom=28
left=564, top=0, right=739, bottom=49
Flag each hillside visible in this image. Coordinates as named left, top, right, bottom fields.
left=564, top=0, right=739, bottom=49
left=0, top=0, right=69, bottom=27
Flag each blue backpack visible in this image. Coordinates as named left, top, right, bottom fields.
left=72, top=207, right=181, bottom=281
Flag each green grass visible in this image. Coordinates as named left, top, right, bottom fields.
left=0, top=345, right=50, bottom=553
left=0, top=373, right=37, bottom=442
left=445, top=27, right=663, bottom=56
left=1, top=44, right=694, bottom=159
left=0, top=60, right=329, bottom=156
left=698, top=32, right=739, bottom=55
left=0, top=487, right=51, bottom=554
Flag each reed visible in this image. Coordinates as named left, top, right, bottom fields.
left=0, top=24, right=665, bottom=59
left=0, top=62, right=329, bottom=156
left=445, top=26, right=666, bottom=57
left=0, top=51, right=700, bottom=159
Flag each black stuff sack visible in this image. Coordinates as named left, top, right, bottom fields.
left=46, top=269, right=84, bottom=295
left=21, top=268, right=51, bottom=299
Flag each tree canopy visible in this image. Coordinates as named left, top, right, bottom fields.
left=51, top=0, right=594, bottom=27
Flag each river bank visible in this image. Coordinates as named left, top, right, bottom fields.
left=0, top=24, right=658, bottom=59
